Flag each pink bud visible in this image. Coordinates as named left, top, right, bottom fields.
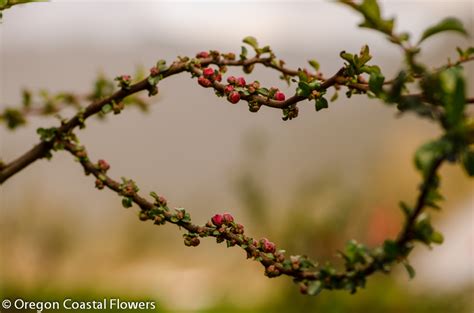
left=149, top=66, right=159, bottom=76
left=235, top=223, right=244, bottom=234
left=198, top=76, right=212, bottom=88
left=265, top=264, right=280, bottom=277
left=122, top=75, right=131, bottom=82
left=97, top=159, right=110, bottom=171
left=276, top=251, right=285, bottom=263
left=228, top=91, right=240, bottom=104
left=227, top=76, right=237, bottom=84
left=211, top=214, right=224, bottom=226
left=224, top=85, right=234, bottom=94
left=215, top=73, right=222, bottom=82
left=274, top=91, right=286, bottom=101
left=158, top=196, right=167, bottom=206
left=251, top=81, right=260, bottom=89
left=95, top=179, right=104, bottom=190
left=176, top=210, right=184, bottom=220
left=260, top=238, right=276, bottom=253
left=203, top=67, right=215, bottom=78
left=196, top=51, right=210, bottom=58
left=123, top=185, right=135, bottom=196
left=154, top=215, right=164, bottom=225
left=223, top=212, right=234, bottom=224
left=236, top=77, right=246, bottom=87
left=190, top=237, right=200, bottom=246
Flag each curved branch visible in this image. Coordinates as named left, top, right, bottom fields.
left=2, top=48, right=473, bottom=184
left=0, top=54, right=357, bottom=183
left=59, top=135, right=447, bottom=295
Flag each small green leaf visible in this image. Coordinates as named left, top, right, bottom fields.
left=257, top=87, right=269, bottom=96
left=440, top=67, right=465, bottom=128
left=340, top=51, right=355, bottom=65
left=22, top=90, right=32, bottom=108
left=1, top=0, right=47, bottom=11
left=425, top=188, right=444, bottom=210
left=147, top=75, right=161, bottom=86
left=419, top=17, right=468, bottom=43
left=122, top=197, right=133, bottom=208
left=369, top=72, right=385, bottom=95
left=257, top=45, right=272, bottom=54
left=456, top=46, right=474, bottom=59
left=383, top=240, right=400, bottom=261
left=330, top=90, right=338, bottom=102
left=297, top=81, right=311, bottom=97
left=359, top=0, right=381, bottom=22
left=298, top=70, right=309, bottom=83
left=150, top=191, right=159, bottom=200
left=101, top=104, right=112, bottom=114
left=358, top=45, right=371, bottom=66
left=308, top=80, right=321, bottom=90
left=156, top=59, right=167, bottom=72
left=3, top=108, right=26, bottom=129
left=340, top=0, right=394, bottom=35
left=36, top=127, right=57, bottom=142
left=308, top=59, right=320, bottom=72
left=361, top=64, right=380, bottom=75
left=240, top=46, right=248, bottom=60
left=307, top=281, right=323, bottom=296
left=387, top=71, right=407, bottom=102
left=399, top=201, right=412, bottom=216
left=414, top=139, right=452, bottom=178
left=413, top=213, right=443, bottom=245
left=431, top=231, right=444, bottom=244
left=343, top=240, right=369, bottom=265
left=242, top=36, right=259, bottom=50
left=403, top=261, right=416, bottom=279
left=182, top=213, right=191, bottom=223
left=462, top=149, right=474, bottom=176
left=315, top=97, right=328, bottom=111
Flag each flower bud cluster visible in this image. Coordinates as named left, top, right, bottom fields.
left=197, top=67, right=222, bottom=88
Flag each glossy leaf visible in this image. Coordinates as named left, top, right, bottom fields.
left=315, top=97, right=328, bottom=111
left=439, top=67, right=465, bottom=128
left=308, top=59, right=320, bottom=72
left=243, top=36, right=259, bottom=50
left=369, top=72, right=385, bottom=95
left=419, top=17, right=468, bottom=43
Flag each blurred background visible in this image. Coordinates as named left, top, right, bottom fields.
left=1, top=0, right=473, bottom=312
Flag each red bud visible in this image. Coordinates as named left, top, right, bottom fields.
left=211, top=214, right=224, bottom=226
left=228, top=91, right=241, bottom=104
left=274, top=91, right=286, bottom=101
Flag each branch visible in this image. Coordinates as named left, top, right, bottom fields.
left=0, top=79, right=150, bottom=183
left=2, top=45, right=473, bottom=184
left=0, top=51, right=366, bottom=184
left=58, top=134, right=448, bottom=295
